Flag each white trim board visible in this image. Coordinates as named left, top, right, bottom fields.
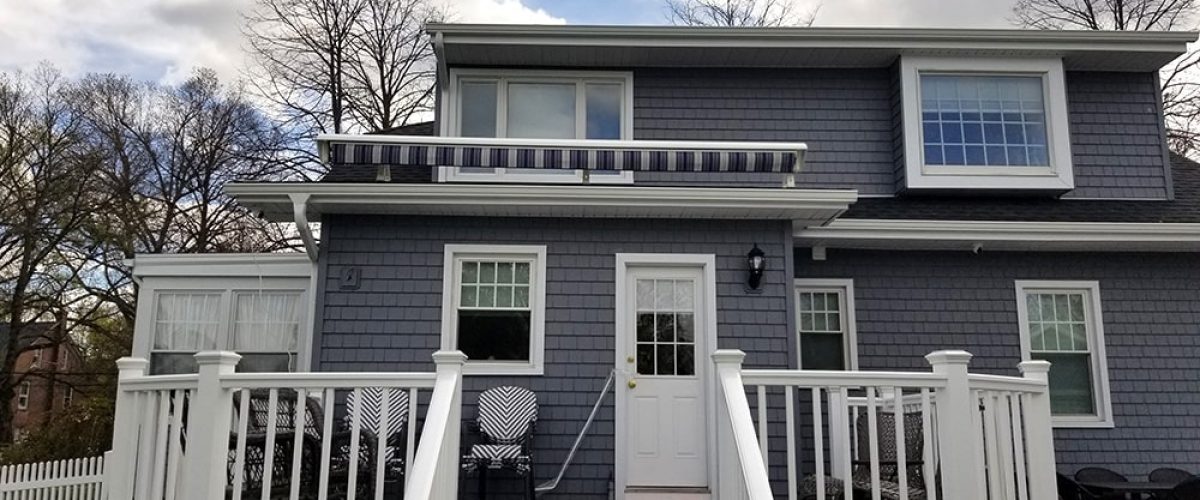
left=795, top=219, right=1200, bottom=252
left=227, top=183, right=855, bottom=223
left=128, top=253, right=313, bottom=278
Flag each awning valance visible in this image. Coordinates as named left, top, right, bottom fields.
left=319, top=135, right=807, bottom=173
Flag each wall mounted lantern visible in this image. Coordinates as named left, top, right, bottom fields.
left=746, top=244, right=766, bottom=291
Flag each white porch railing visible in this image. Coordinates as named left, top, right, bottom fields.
left=0, top=455, right=106, bottom=500
left=715, top=349, right=1057, bottom=500
left=105, top=350, right=465, bottom=500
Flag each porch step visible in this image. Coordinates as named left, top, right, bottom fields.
left=624, top=486, right=711, bottom=500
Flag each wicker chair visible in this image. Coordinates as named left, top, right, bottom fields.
left=1074, top=467, right=1128, bottom=500
left=1149, top=467, right=1194, bottom=486
left=461, top=386, right=538, bottom=500
left=800, top=409, right=929, bottom=500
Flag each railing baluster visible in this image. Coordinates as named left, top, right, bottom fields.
left=811, top=387, right=825, bottom=500
left=406, top=387, right=417, bottom=487
left=375, top=388, right=389, bottom=500
left=232, top=388, right=250, bottom=499
left=151, top=391, right=170, bottom=500
left=983, top=391, right=1003, bottom=500
left=757, top=384, right=768, bottom=470
left=1012, top=394, right=1029, bottom=500
left=785, top=385, right=797, bottom=500
left=165, top=390, right=185, bottom=500
left=997, top=392, right=1017, bottom=500
left=134, top=391, right=155, bottom=500
left=892, top=387, right=908, bottom=500
left=971, top=390, right=988, bottom=500
left=262, top=388, right=280, bottom=500
left=920, top=388, right=937, bottom=500
left=347, top=387, right=363, bottom=500
left=839, top=387, right=852, bottom=500
left=290, top=388, right=308, bottom=500
left=866, top=386, right=881, bottom=500
left=318, top=388, right=335, bottom=500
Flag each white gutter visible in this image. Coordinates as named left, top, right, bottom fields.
left=289, top=193, right=319, bottom=262
left=796, top=218, right=1200, bottom=252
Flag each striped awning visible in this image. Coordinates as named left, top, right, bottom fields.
left=321, top=136, right=806, bottom=173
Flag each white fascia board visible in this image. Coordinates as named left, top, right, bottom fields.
left=316, top=134, right=808, bottom=154
left=129, top=253, right=313, bottom=278
left=795, top=219, right=1200, bottom=252
left=427, top=24, right=1195, bottom=54
left=226, top=182, right=857, bottom=222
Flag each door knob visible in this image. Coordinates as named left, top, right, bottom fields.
left=628, top=379, right=637, bottom=389
left=626, top=356, right=635, bottom=363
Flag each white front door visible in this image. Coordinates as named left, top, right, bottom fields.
left=620, top=266, right=710, bottom=488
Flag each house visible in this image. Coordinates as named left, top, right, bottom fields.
left=108, top=24, right=1200, bottom=500
left=2, top=321, right=83, bottom=443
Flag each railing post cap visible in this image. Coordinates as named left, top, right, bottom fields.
left=116, top=357, right=149, bottom=371
left=432, top=350, right=468, bottom=365
left=1018, top=359, right=1052, bottom=374
left=925, top=350, right=973, bottom=366
left=194, top=351, right=242, bottom=365
left=711, top=349, right=746, bottom=364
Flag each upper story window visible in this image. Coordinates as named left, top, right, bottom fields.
left=442, top=69, right=634, bottom=184
left=1015, top=281, right=1113, bottom=428
left=901, top=57, right=1074, bottom=191
left=440, top=244, right=547, bottom=375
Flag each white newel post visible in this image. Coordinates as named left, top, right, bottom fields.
left=713, top=349, right=748, bottom=500
left=925, top=350, right=984, bottom=500
left=107, top=357, right=148, bottom=500
left=1019, top=360, right=1058, bottom=500
left=431, top=350, right=467, bottom=500
left=182, top=351, right=241, bottom=500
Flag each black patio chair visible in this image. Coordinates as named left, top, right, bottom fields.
left=1058, top=473, right=1104, bottom=500
left=1075, top=468, right=1129, bottom=500
left=800, top=409, right=930, bottom=500
left=461, top=386, right=538, bottom=500
left=1165, top=476, right=1200, bottom=500
left=1150, top=468, right=1195, bottom=486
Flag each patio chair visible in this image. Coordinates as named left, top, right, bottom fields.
left=1149, top=467, right=1194, bottom=486
left=343, top=388, right=411, bottom=483
left=1165, top=476, right=1200, bottom=500
left=800, top=409, right=929, bottom=500
left=1075, top=467, right=1129, bottom=500
left=1058, top=473, right=1104, bottom=500
left=461, top=386, right=538, bottom=500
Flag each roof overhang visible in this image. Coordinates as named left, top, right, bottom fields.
left=226, top=183, right=857, bottom=224
left=127, top=253, right=313, bottom=278
left=428, top=24, right=1197, bottom=72
left=795, top=219, right=1200, bottom=252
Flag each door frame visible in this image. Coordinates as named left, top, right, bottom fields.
left=614, top=253, right=719, bottom=498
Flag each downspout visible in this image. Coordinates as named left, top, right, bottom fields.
left=290, top=193, right=319, bottom=263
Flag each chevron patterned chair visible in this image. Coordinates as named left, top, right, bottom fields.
left=343, top=388, right=411, bottom=482
left=461, top=386, right=538, bottom=500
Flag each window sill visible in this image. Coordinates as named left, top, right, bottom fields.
left=1051, top=416, right=1115, bottom=429
left=904, top=167, right=1074, bottom=192
left=462, top=362, right=544, bottom=376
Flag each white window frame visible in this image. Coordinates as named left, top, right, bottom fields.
left=794, top=279, right=859, bottom=370
left=440, top=244, right=547, bottom=375
left=1015, top=280, right=1113, bottom=428
left=900, top=56, right=1074, bottom=191
left=439, top=68, right=635, bottom=185
left=16, top=381, right=29, bottom=410
left=133, top=277, right=311, bottom=373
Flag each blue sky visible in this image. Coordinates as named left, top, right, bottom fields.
left=0, top=0, right=1019, bottom=85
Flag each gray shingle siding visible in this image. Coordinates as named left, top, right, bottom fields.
left=1065, top=71, right=1171, bottom=200
left=794, top=248, right=1200, bottom=478
left=316, top=215, right=794, bottom=498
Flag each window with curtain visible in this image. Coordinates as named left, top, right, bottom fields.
left=795, top=281, right=857, bottom=371
left=1017, top=281, right=1111, bottom=427
left=149, top=290, right=305, bottom=374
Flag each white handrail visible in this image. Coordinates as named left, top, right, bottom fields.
left=220, top=372, right=438, bottom=389
left=714, top=350, right=773, bottom=500
left=742, top=369, right=948, bottom=388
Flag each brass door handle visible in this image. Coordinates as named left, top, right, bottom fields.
left=626, top=356, right=635, bottom=363
left=628, top=379, right=637, bottom=389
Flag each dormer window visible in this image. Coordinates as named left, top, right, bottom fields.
left=441, top=69, right=634, bottom=184
left=900, top=57, right=1073, bottom=191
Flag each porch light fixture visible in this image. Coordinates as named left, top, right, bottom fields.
left=746, top=244, right=766, bottom=291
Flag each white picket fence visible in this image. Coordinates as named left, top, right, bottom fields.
left=0, top=455, right=106, bottom=500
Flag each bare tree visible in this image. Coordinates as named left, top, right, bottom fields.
left=1013, top=0, right=1200, bottom=156
left=666, top=0, right=817, bottom=27
left=243, top=0, right=440, bottom=141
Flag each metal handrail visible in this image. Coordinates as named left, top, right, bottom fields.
left=534, top=369, right=616, bottom=497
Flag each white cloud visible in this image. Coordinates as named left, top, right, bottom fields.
left=810, top=0, right=1016, bottom=28
left=438, top=0, right=566, bottom=24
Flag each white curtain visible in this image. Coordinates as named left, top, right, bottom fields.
left=153, top=293, right=222, bottom=350
left=233, top=292, right=300, bottom=352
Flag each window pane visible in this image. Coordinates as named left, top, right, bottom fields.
left=507, top=83, right=576, bottom=139
left=238, top=354, right=294, bottom=373
left=586, top=83, right=622, bottom=139
left=1034, top=352, right=1096, bottom=415
left=457, top=310, right=531, bottom=361
left=154, top=293, right=221, bottom=351
left=460, top=82, right=497, bottom=137
left=150, top=353, right=199, bottom=375
left=920, top=74, right=1048, bottom=167
left=233, top=293, right=300, bottom=353
left=800, top=333, right=846, bottom=370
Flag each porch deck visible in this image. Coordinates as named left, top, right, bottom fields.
left=97, top=348, right=1056, bottom=500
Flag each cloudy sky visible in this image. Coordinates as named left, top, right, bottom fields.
left=0, top=0, right=1020, bottom=85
